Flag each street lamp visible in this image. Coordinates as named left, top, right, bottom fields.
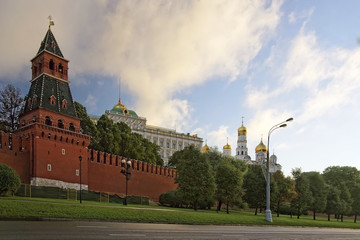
left=121, top=159, right=132, bottom=205
left=265, top=117, right=293, bottom=222
left=79, top=155, right=82, bottom=204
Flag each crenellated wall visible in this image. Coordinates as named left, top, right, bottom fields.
left=87, top=149, right=177, bottom=201
left=0, top=127, right=177, bottom=202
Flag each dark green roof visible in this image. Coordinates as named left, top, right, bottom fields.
left=22, top=74, right=77, bottom=118
left=110, top=106, right=138, bottom=118
left=36, top=29, right=64, bottom=58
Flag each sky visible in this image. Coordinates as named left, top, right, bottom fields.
left=1, top=0, right=360, bottom=177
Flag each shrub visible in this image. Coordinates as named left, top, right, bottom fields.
left=159, top=190, right=187, bottom=208
left=0, top=164, right=21, bottom=195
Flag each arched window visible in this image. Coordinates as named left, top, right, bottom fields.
left=50, top=95, right=56, bottom=105
left=45, top=116, right=52, bottom=126
left=69, top=123, right=75, bottom=132
left=58, top=63, right=63, bottom=74
left=61, top=99, right=67, bottom=109
left=57, top=119, right=64, bottom=129
left=49, top=59, right=55, bottom=70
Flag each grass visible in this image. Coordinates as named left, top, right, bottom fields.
left=0, top=196, right=359, bottom=229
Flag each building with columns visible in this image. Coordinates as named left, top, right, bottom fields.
left=106, top=99, right=203, bottom=165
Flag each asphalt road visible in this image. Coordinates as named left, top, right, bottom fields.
left=0, top=221, right=359, bottom=240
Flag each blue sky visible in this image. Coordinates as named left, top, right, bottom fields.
left=1, top=0, right=360, bottom=176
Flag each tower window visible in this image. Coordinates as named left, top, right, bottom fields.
left=57, top=119, right=64, bottom=129
left=69, top=123, right=75, bottom=132
left=58, top=63, right=63, bottom=74
left=45, top=116, right=52, bottom=126
left=32, top=95, right=37, bottom=105
left=49, top=59, right=55, bottom=70
left=61, top=100, right=67, bottom=109
left=50, top=95, right=56, bottom=105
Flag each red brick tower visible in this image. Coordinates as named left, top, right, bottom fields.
left=18, top=23, right=90, bottom=189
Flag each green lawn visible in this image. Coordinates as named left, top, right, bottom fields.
left=0, top=196, right=359, bottom=229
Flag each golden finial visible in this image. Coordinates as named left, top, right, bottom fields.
left=48, top=15, right=55, bottom=29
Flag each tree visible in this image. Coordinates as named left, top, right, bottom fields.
left=174, top=146, right=215, bottom=211
left=291, top=168, right=312, bottom=219
left=215, top=157, right=246, bottom=213
left=302, top=171, right=327, bottom=220
left=272, top=170, right=295, bottom=217
left=74, top=101, right=99, bottom=148
left=243, top=164, right=266, bottom=215
left=323, top=166, right=358, bottom=221
left=0, top=84, right=23, bottom=132
left=324, top=185, right=341, bottom=221
left=351, top=184, right=360, bottom=223
left=0, top=164, right=21, bottom=195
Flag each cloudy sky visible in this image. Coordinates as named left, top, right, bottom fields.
left=1, top=0, right=360, bottom=176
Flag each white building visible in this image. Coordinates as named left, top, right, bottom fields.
left=105, top=98, right=203, bottom=165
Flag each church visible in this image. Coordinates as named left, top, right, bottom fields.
left=203, top=121, right=282, bottom=173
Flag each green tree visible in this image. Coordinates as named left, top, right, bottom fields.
left=272, top=170, right=295, bottom=217
left=351, top=184, right=360, bottom=223
left=323, top=166, right=358, bottom=221
left=0, top=164, right=21, bottom=195
left=174, top=146, right=215, bottom=211
left=215, top=157, right=246, bottom=213
left=0, top=84, right=23, bottom=132
left=291, top=168, right=312, bottom=219
left=324, top=185, right=341, bottom=221
left=243, top=164, right=266, bottom=215
left=74, top=101, right=99, bottom=148
left=303, top=171, right=327, bottom=220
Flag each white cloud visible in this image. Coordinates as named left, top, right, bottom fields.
left=0, top=0, right=283, bottom=131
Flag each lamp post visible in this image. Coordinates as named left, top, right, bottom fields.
left=121, top=159, right=132, bottom=205
left=265, top=117, right=293, bottom=222
left=79, top=155, right=82, bottom=204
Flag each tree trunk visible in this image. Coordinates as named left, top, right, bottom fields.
left=254, top=207, right=258, bottom=215
left=194, top=200, right=198, bottom=211
left=226, top=203, right=229, bottom=214
left=341, top=214, right=343, bottom=222
left=354, top=214, right=357, bottom=223
left=277, top=200, right=280, bottom=217
left=313, top=210, right=316, bottom=220
left=297, top=207, right=300, bottom=219
left=217, top=200, right=222, bottom=213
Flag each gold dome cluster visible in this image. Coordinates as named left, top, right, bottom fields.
left=223, top=143, right=231, bottom=150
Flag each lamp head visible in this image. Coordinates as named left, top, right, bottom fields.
left=121, top=159, right=126, bottom=164
left=279, top=124, right=287, bottom=128
left=79, top=156, right=82, bottom=161
left=127, top=160, right=131, bottom=167
left=286, top=117, right=294, bottom=122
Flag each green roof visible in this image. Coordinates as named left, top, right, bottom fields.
left=36, top=29, right=64, bottom=58
left=22, top=74, right=77, bottom=118
left=109, top=98, right=138, bottom=117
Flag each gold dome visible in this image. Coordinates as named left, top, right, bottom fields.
left=238, top=120, right=247, bottom=135
left=223, top=143, right=231, bottom=150
left=202, top=144, right=210, bottom=152
left=255, top=139, right=267, bottom=153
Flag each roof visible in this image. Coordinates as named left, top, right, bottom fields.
left=109, top=98, right=139, bottom=118
left=36, top=29, right=64, bottom=58
left=22, top=74, right=77, bottom=118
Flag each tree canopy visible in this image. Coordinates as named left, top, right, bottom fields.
left=174, top=145, right=215, bottom=210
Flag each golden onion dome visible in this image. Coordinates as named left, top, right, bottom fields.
left=238, top=121, right=247, bottom=135
left=202, top=144, right=210, bottom=152
left=255, top=139, right=267, bottom=153
left=223, top=143, right=231, bottom=150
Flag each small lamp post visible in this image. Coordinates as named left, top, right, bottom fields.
left=265, top=117, right=293, bottom=222
left=79, top=155, right=82, bottom=204
left=121, top=159, right=132, bottom=205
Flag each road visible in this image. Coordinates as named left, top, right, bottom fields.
left=0, top=221, right=359, bottom=240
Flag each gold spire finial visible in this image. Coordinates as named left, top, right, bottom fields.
left=48, top=15, right=54, bottom=29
